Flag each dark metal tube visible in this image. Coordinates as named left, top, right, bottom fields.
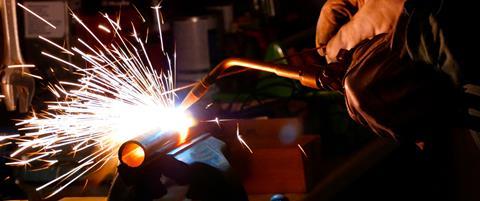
left=118, top=130, right=178, bottom=168
left=118, top=129, right=212, bottom=168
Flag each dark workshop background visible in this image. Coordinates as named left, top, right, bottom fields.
left=1, top=0, right=479, bottom=201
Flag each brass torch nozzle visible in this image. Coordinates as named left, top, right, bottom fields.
left=180, top=58, right=321, bottom=110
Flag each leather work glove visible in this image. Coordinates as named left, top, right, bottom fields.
left=316, top=0, right=406, bottom=63
left=318, top=49, right=351, bottom=92
left=1, top=68, right=35, bottom=113
left=285, top=47, right=348, bottom=92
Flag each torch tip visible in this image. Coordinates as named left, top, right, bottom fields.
left=179, top=92, right=199, bottom=111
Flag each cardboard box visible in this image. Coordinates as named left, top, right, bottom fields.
left=217, top=118, right=320, bottom=194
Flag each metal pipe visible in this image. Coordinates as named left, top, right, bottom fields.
left=1, top=0, right=23, bottom=64
left=118, top=129, right=211, bottom=168
left=118, top=130, right=178, bottom=168
left=180, top=58, right=321, bottom=110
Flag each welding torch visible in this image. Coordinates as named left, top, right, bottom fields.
left=179, top=57, right=345, bottom=110
left=118, top=56, right=342, bottom=168
left=115, top=56, right=325, bottom=186
left=114, top=56, right=347, bottom=200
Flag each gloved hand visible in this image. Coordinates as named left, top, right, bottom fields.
left=316, top=0, right=406, bottom=63
left=285, top=47, right=347, bottom=91
left=316, top=49, right=350, bottom=92
left=1, top=67, right=35, bottom=113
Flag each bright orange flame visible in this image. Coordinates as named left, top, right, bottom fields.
left=111, top=107, right=196, bottom=144
left=177, top=113, right=196, bottom=144
left=178, top=129, right=189, bottom=144
left=120, top=143, right=145, bottom=168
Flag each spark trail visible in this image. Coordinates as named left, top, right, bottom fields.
left=2, top=3, right=194, bottom=198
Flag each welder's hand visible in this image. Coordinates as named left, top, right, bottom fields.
left=318, top=63, right=345, bottom=91
left=317, top=49, right=350, bottom=91
left=316, top=0, right=405, bottom=63
left=1, top=68, right=35, bottom=113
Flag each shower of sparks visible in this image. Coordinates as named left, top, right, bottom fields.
left=213, top=117, right=221, bottom=127
left=97, top=24, right=111, bottom=33
left=82, top=179, right=89, bottom=192
left=1, top=134, right=19, bottom=142
left=38, top=36, right=75, bottom=56
left=297, top=144, right=308, bottom=159
left=152, top=4, right=165, bottom=52
left=0, top=142, right=12, bottom=147
left=17, top=3, right=56, bottom=29
left=145, top=27, right=149, bottom=43
left=7, top=64, right=35, bottom=68
left=22, top=72, right=43, bottom=80
left=202, top=117, right=238, bottom=128
left=132, top=4, right=146, bottom=23
left=203, top=117, right=221, bottom=127
left=4, top=3, right=195, bottom=199
left=205, top=102, right=214, bottom=109
left=236, top=123, right=253, bottom=154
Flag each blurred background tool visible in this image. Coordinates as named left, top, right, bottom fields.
left=1, top=0, right=34, bottom=113
left=207, top=3, right=234, bottom=33
left=174, top=15, right=218, bottom=89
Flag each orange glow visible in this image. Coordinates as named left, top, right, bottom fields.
left=177, top=113, right=195, bottom=144
left=178, top=128, right=189, bottom=144
left=120, top=143, right=145, bottom=168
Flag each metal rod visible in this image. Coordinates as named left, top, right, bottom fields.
left=118, top=130, right=211, bottom=168
left=118, top=130, right=178, bottom=168
left=1, top=0, right=24, bottom=65
left=180, top=58, right=321, bottom=110
left=1, top=0, right=35, bottom=112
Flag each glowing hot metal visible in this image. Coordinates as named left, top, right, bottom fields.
left=3, top=2, right=195, bottom=199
